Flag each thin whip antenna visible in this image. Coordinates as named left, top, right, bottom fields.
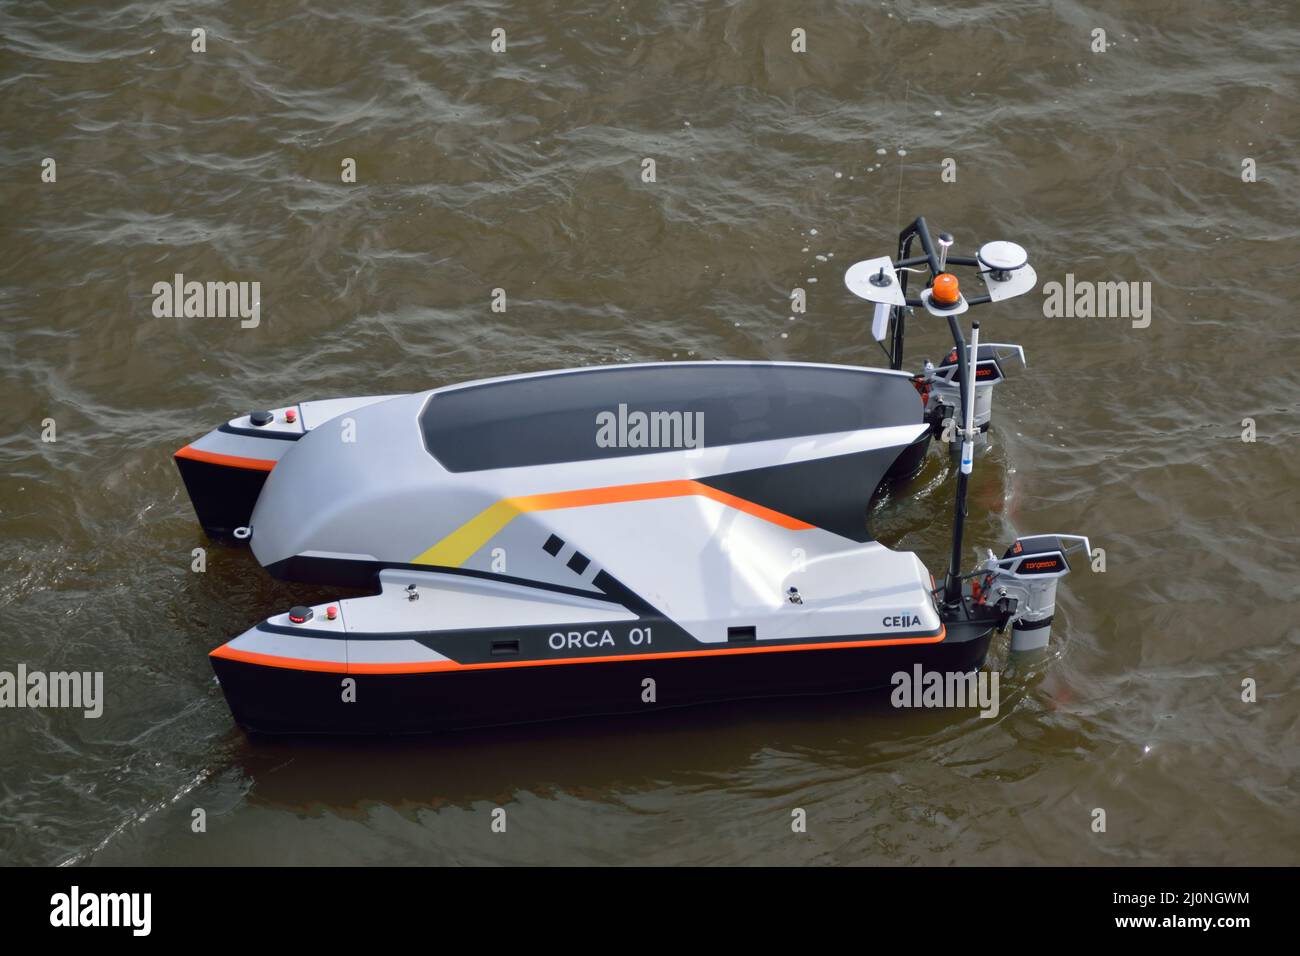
left=893, top=81, right=909, bottom=235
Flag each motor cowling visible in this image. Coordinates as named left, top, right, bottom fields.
left=924, top=343, right=1025, bottom=440
left=978, top=534, right=1090, bottom=652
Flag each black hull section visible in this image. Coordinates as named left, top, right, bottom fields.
left=174, top=455, right=268, bottom=538
left=211, top=625, right=995, bottom=736
left=884, top=430, right=931, bottom=481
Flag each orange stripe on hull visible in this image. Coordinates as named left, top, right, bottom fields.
left=211, top=645, right=347, bottom=673
left=513, top=479, right=815, bottom=532
left=211, top=626, right=946, bottom=675
left=175, top=445, right=277, bottom=472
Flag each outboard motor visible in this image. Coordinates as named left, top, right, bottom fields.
left=924, top=343, right=1025, bottom=442
left=976, top=534, right=1091, bottom=652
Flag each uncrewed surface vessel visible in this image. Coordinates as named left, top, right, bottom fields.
left=175, top=217, right=1089, bottom=734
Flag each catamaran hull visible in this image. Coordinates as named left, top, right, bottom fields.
left=211, top=622, right=994, bottom=736
left=173, top=396, right=397, bottom=537
left=181, top=363, right=992, bottom=736
left=174, top=452, right=274, bottom=538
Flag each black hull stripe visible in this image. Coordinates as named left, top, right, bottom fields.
left=263, top=555, right=618, bottom=603
left=217, top=422, right=302, bottom=441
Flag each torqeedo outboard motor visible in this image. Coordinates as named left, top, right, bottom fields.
left=973, top=534, right=1092, bottom=652
left=922, top=342, right=1025, bottom=444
